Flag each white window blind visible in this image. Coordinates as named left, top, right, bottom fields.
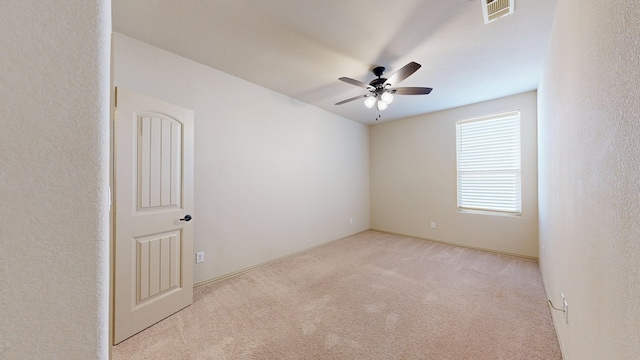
left=456, top=111, right=521, bottom=214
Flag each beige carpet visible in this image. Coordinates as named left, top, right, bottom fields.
left=113, top=231, right=562, bottom=359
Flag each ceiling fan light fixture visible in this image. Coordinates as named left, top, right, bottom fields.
left=364, top=96, right=376, bottom=108
left=376, top=99, right=388, bottom=111
left=381, top=92, right=393, bottom=104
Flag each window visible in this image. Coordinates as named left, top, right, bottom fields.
left=456, top=111, right=521, bottom=215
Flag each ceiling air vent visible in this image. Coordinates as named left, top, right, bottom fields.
left=482, top=0, right=514, bottom=24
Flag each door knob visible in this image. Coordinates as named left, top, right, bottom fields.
left=180, top=214, right=193, bottom=222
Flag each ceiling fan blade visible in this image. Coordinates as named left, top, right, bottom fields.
left=391, top=87, right=433, bottom=95
left=339, top=77, right=374, bottom=90
left=384, top=62, right=421, bottom=86
left=335, top=94, right=368, bottom=105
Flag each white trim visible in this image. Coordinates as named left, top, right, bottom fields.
left=456, top=110, right=522, bottom=215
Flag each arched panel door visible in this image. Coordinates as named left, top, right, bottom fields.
left=113, top=87, right=194, bottom=344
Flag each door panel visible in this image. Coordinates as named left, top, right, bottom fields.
left=114, top=87, right=194, bottom=344
left=138, top=114, right=182, bottom=210
left=134, top=231, right=181, bottom=306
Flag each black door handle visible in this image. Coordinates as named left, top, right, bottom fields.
left=180, top=214, right=193, bottom=222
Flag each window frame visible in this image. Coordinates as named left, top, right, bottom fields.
left=455, top=110, right=522, bottom=216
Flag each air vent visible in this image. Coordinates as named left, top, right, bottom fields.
left=482, top=0, right=514, bottom=24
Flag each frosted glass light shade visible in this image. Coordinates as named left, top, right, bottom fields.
left=381, top=92, right=393, bottom=104
left=364, top=96, right=376, bottom=108
left=376, top=100, right=388, bottom=111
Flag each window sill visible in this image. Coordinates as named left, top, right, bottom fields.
left=457, top=208, right=522, bottom=217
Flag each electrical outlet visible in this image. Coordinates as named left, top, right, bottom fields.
left=196, top=251, right=204, bottom=264
left=350, top=218, right=353, bottom=225
left=430, top=221, right=436, bottom=229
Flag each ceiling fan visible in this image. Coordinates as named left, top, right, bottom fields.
left=335, top=61, right=433, bottom=119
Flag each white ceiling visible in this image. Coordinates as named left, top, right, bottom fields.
left=112, top=0, right=558, bottom=125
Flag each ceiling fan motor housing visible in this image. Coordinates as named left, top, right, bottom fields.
left=369, top=77, right=387, bottom=91
left=370, top=67, right=389, bottom=93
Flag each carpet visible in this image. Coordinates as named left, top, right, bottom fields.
left=113, top=231, right=561, bottom=359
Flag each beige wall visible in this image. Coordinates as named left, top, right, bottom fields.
left=538, top=0, right=640, bottom=358
left=0, top=1, right=110, bottom=359
left=113, top=33, right=370, bottom=284
left=370, top=91, right=538, bottom=257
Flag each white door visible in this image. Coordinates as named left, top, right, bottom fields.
left=113, top=87, right=194, bottom=344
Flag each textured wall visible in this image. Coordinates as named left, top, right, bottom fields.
left=538, top=0, right=640, bottom=358
left=0, top=1, right=110, bottom=359
left=113, top=33, right=370, bottom=285
left=370, top=92, right=539, bottom=257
